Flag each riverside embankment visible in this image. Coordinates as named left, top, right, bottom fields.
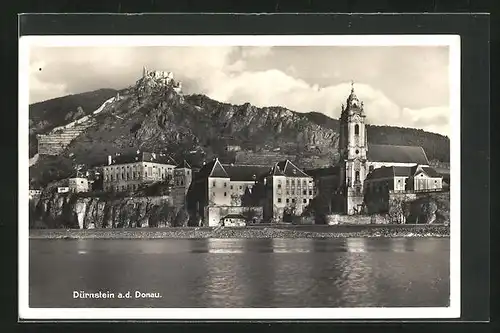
left=29, top=224, right=449, bottom=239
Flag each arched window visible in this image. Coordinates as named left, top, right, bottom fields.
left=355, top=171, right=360, bottom=181
left=354, top=124, right=359, bottom=135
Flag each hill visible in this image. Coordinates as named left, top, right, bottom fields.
left=29, top=88, right=118, bottom=156
left=28, top=77, right=450, bottom=187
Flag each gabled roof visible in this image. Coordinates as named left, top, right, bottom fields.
left=197, top=158, right=229, bottom=179
left=270, top=160, right=310, bottom=177
left=416, top=166, right=442, bottom=178
left=221, top=164, right=270, bottom=181
left=367, top=144, right=429, bottom=165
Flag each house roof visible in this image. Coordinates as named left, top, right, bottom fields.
left=366, top=165, right=442, bottom=180
left=221, top=164, right=271, bottom=181
left=269, top=160, right=310, bottom=177
left=420, top=166, right=441, bottom=178
left=367, top=144, right=429, bottom=165
left=222, top=214, right=246, bottom=220
left=110, top=152, right=177, bottom=165
left=305, top=166, right=340, bottom=178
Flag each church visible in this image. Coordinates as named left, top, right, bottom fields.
left=310, top=83, right=444, bottom=215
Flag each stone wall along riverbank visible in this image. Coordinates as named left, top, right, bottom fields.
left=30, top=224, right=450, bottom=239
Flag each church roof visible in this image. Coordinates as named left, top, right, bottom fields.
left=367, top=144, right=429, bottom=165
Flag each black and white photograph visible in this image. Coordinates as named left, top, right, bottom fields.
left=19, top=35, right=460, bottom=320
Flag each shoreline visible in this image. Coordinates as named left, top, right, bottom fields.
left=29, top=224, right=450, bottom=240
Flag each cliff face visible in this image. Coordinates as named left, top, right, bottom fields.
left=31, top=193, right=181, bottom=229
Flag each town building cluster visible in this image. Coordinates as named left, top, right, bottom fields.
left=30, top=83, right=448, bottom=226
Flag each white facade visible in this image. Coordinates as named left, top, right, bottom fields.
left=103, top=161, right=175, bottom=192
left=68, top=177, right=89, bottom=193
left=57, top=187, right=70, bottom=193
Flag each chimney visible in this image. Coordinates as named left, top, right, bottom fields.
left=108, top=155, right=112, bottom=165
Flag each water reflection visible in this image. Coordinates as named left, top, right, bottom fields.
left=29, top=238, right=450, bottom=308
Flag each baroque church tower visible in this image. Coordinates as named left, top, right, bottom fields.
left=338, top=82, right=368, bottom=215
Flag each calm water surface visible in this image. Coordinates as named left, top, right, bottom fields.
left=29, top=238, right=449, bottom=308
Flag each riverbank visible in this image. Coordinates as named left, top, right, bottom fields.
left=29, top=224, right=450, bottom=239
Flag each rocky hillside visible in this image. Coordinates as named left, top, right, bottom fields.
left=29, top=88, right=119, bottom=157
left=29, top=76, right=450, bottom=187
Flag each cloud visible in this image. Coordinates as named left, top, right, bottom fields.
left=28, top=46, right=450, bottom=136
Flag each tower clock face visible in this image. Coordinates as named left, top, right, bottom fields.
left=351, top=114, right=361, bottom=122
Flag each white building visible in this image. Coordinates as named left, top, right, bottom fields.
left=102, top=151, right=177, bottom=192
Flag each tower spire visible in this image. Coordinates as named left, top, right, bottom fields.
left=351, top=80, right=355, bottom=93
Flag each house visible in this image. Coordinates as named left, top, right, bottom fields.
left=363, top=165, right=443, bottom=214
left=57, top=187, right=70, bottom=193
left=68, top=177, right=89, bottom=193
left=189, top=158, right=270, bottom=226
left=258, top=160, right=315, bottom=222
left=29, top=189, right=42, bottom=200
left=220, top=214, right=247, bottom=227
left=102, top=151, right=177, bottom=192
left=171, top=160, right=193, bottom=208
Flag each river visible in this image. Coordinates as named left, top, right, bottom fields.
left=29, top=237, right=449, bottom=308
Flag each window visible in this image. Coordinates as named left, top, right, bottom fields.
left=369, top=165, right=374, bottom=173
left=181, top=180, right=184, bottom=186
left=277, top=184, right=282, bottom=188
left=286, top=179, right=289, bottom=185
left=355, top=149, right=359, bottom=155
left=355, top=124, right=359, bottom=135
left=224, top=192, right=227, bottom=197
left=286, top=198, right=290, bottom=203
left=239, top=186, right=242, bottom=190
left=213, top=181, right=216, bottom=187
left=303, top=190, right=306, bottom=195
left=291, top=179, right=295, bottom=185
left=291, top=190, right=295, bottom=195
left=230, top=185, right=233, bottom=190
left=277, top=198, right=282, bottom=203
left=303, top=199, right=307, bottom=203
left=145, top=172, right=147, bottom=177
left=292, top=198, right=295, bottom=203
left=309, top=190, right=312, bottom=195
left=355, top=171, right=360, bottom=181
left=224, top=182, right=227, bottom=188
left=303, top=180, right=307, bottom=186
left=286, top=191, right=290, bottom=195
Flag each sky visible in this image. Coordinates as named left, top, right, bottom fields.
left=29, top=45, right=450, bottom=136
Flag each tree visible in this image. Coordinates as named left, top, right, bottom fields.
left=173, top=207, right=189, bottom=227
left=72, top=106, right=85, bottom=120
left=242, top=209, right=258, bottom=224
left=230, top=193, right=241, bottom=206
